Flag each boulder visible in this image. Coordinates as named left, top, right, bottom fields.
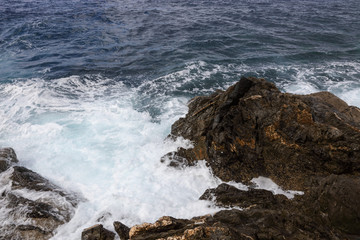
left=81, top=224, right=115, bottom=240
left=114, top=221, right=130, bottom=240
left=167, top=77, right=360, bottom=190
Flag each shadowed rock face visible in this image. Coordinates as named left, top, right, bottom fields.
left=0, top=148, right=80, bottom=240
left=168, top=77, right=360, bottom=190
left=81, top=224, right=115, bottom=240
left=0, top=148, right=18, bottom=172
left=114, top=221, right=130, bottom=240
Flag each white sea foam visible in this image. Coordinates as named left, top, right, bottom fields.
left=251, top=177, right=303, bottom=199
left=0, top=75, right=223, bottom=239
left=276, top=61, right=360, bottom=107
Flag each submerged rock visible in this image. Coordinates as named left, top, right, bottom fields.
left=167, top=77, right=360, bottom=190
left=0, top=148, right=80, bottom=240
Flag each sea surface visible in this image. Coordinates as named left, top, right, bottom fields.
left=0, top=0, right=359, bottom=239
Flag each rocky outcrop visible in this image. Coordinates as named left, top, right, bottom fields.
left=166, top=77, right=360, bottom=190
left=123, top=208, right=338, bottom=240
left=0, top=147, right=80, bottom=240
left=155, top=77, right=360, bottom=239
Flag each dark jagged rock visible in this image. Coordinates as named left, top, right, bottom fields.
left=199, top=183, right=288, bottom=209
left=0, top=147, right=18, bottom=172
left=81, top=224, right=115, bottom=240
left=0, top=148, right=80, bottom=240
left=114, top=221, right=130, bottom=240
left=167, top=77, right=360, bottom=190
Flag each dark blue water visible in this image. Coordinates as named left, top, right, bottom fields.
left=1, top=0, right=359, bottom=90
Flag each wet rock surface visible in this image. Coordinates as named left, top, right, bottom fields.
left=0, top=148, right=80, bottom=240
left=199, top=183, right=288, bottom=209
left=114, top=221, right=130, bottom=240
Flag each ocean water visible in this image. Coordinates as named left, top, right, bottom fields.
left=0, top=0, right=359, bottom=239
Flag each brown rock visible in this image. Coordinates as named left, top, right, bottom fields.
left=129, top=215, right=233, bottom=240
left=166, top=77, right=360, bottom=190
left=301, top=174, right=360, bottom=236
left=82, top=224, right=115, bottom=240
left=129, top=216, right=192, bottom=240
left=126, top=208, right=339, bottom=240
